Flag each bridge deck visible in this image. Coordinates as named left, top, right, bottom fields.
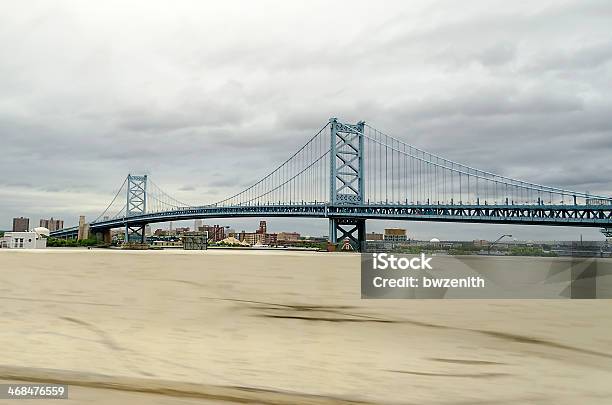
left=50, top=203, right=612, bottom=238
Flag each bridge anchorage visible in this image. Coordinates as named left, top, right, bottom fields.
left=50, top=117, right=612, bottom=250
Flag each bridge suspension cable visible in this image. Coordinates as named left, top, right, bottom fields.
left=214, top=122, right=332, bottom=207
left=92, top=176, right=128, bottom=223
left=362, top=124, right=610, bottom=206
left=88, top=118, right=611, bottom=228
left=147, top=179, right=193, bottom=212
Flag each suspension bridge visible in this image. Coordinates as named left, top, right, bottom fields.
left=50, top=118, right=612, bottom=250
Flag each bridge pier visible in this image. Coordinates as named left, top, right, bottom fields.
left=125, top=225, right=146, bottom=244
left=329, top=218, right=366, bottom=251
left=77, top=215, right=90, bottom=240
left=94, top=229, right=112, bottom=244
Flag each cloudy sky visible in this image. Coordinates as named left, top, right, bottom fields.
left=1, top=0, right=611, bottom=240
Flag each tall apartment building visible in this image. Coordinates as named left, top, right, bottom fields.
left=39, top=217, right=64, bottom=232
left=12, top=217, right=29, bottom=232
left=257, top=221, right=267, bottom=234
left=199, top=224, right=225, bottom=242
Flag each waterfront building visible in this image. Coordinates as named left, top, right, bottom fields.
left=199, top=224, right=225, bottom=242
left=366, top=232, right=383, bottom=241
left=384, top=228, right=407, bottom=242
left=472, top=239, right=489, bottom=247
left=267, top=233, right=278, bottom=245
left=1, top=227, right=48, bottom=249
left=237, top=231, right=260, bottom=246
left=277, top=232, right=300, bottom=241
left=233, top=229, right=277, bottom=246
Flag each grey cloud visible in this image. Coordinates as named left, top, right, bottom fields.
left=477, top=42, right=516, bottom=66
left=397, top=88, right=584, bottom=122
left=206, top=178, right=243, bottom=188
left=1, top=0, right=611, bottom=240
left=525, top=42, right=612, bottom=73
left=429, top=42, right=517, bottom=68
left=117, top=84, right=251, bottom=132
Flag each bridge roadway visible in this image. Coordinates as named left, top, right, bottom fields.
left=50, top=202, right=612, bottom=239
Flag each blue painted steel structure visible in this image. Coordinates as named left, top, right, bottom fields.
left=50, top=119, right=612, bottom=249
left=329, top=118, right=367, bottom=249
left=125, top=174, right=147, bottom=243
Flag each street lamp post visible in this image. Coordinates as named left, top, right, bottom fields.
left=488, top=234, right=513, bottom=255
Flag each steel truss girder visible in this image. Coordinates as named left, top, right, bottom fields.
left=327, top=204, right=612, bottom=225
left=50, top=203, right=612, bottom=239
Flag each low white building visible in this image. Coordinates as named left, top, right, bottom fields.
left=0, top=227, right=49, bottom=249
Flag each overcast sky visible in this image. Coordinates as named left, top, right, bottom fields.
left=1, top=0, right=611, bottom=240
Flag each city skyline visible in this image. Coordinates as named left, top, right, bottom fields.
left=1, top=1, right=611, bottom=240
left=5, top=214, right=604, bottom=243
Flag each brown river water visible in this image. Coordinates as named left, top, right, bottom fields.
left=1, top=249, right=611, bottom=404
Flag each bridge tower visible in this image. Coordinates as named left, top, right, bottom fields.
left=125, top=174, right=147, bottom=244
left=328, top=118, right=366, bottom=251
